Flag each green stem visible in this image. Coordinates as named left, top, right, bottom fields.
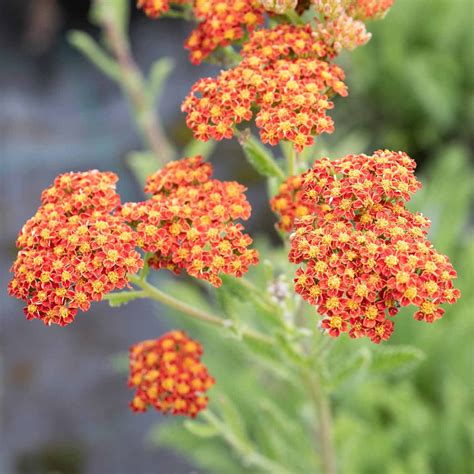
left=201, top=410, right=290, bottom=474
left=94, top=0, right=173, bottom=165
left=285, top=9, right=305, bottom=25
left=236, top=277, right=281, bottom=314
left=139, top=252, right=152, bottom=281
left=304, top=369, right=337, bottom=474
left=103, top=290, right=148, bottom=302
left=220, top=46, right=242, bottom=66
left=288, top=147, right=296, bottom=176
left=126, top=275, right=274, bottom=346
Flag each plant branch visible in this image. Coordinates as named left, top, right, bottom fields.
left=304, top=369, right=337, bottom=474
left=288, top=147, right=296, bottom=176
left=201, top=410, right=290, bottom=474
left=124, top=275, right=274, bottom=346
left=93, top=0, right=173, bottom=165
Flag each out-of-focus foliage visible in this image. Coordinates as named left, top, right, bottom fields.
left=335, top=0, right=474, bottom=159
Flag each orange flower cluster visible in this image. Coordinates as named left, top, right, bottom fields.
left=137, top=0, right=191, bottom=18
left=289, top=150, right=460, bottom=343
left=186, top=0, right=265, bottom=65
left=182, top=24, right=347, bottom=151
left=8, top=171, right=142, bottom=326
left=270, top=175, right=317, bottom=232
left=129, top=330, right=215, bottom=417
left=118, top=156, right=258, bottom=287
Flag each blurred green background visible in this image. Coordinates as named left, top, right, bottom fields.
left=1, top=0, right=472, bottom=473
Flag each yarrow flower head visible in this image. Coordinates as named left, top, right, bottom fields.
left=137, top=0, right=191, bottom=19
left=288, top=150, right=460, bottom=343
left=182, top=24, right=347, bottom=152
left=8, top=171, right=143, bottom=326
left=185, top=0, right=265, bottom=64
left=270, top=175, right=317, bottom=232
left=118, top=156, right=259, bottom=287
left=129, top=330, right=215, bottom=417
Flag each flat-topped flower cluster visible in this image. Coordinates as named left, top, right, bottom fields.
left=119, top=156, right=258, bottom=287
left=8, top=157, right=258, bottom=326
left=273, top=150, right=460, bottom=342
left=8, top=171, right=143, bottom=326
left=129, top=330, right=215, bottom=417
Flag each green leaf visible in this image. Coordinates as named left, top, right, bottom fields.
left=240, top=134, right=285, bottom=180
left=183, top=139, right=217, bottom=160
left=67, top=31, right=120, bottom=81
left=216, top=394, right=249, bottom=444
left=184, top=420, right=219, bottom=438
left=370, top=345, right=425, bottom=375
left=90, top=0, right=129, bottom=37
left=324, top=347, right=371, bottom=390
left=126, top=151, right=160, bottom=187
left=147, top=57, right=175, bottom=106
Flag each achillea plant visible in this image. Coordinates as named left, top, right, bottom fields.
left=10, top=0, right=464, bottom=472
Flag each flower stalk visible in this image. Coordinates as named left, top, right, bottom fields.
left=93, top=0, right=173, bottom=165
left=122, top=275, right=275, bottom=347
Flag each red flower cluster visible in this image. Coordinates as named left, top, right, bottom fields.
left=129, top=330, right=215, bottom=417
left=118, top=156, right=258, bottom=287
left=8, top=172, right=142, bottom=326
left=289, top=150, right=460, bottom=343
left=186, top=0, right=265, bottom=65
left=137, top=0, right=191, bottom=18
left=270, top=175, right=317, bottom=232
left=182, top=24, right=347, bottom=151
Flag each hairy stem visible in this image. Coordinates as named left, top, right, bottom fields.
left=305, top=369, right=337, bottom=474
left=94, top=0, right=173, bottom=165
left=124, top=275, right=274, bottom=346
left=201, top=410, right=290, bottom=474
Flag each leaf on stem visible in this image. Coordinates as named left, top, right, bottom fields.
left=323, top=347, right=372, bottom=390
left=68, top=30, right=120, bottom=81
left=239, top=132, right=286, bottom=180
left=147, top=57, right=175, bottom=106
left=126, top=151, right=159, bottom=186
left=184, top=419, right=219, bottom=438
left=370, top=345, right=426, bottom=375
